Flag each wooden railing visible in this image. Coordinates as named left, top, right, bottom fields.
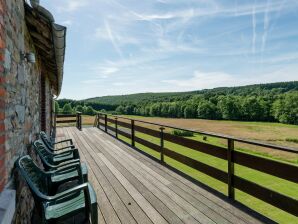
left=55, top=112, right=82, bottom=130
left=94, top=112, right=298, bottom=217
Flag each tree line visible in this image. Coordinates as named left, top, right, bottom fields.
left=57, top=82, right=298, bottom=125
left=114, top=91, right=298, bottom=124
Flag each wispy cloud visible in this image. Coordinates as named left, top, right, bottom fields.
left=252, top=1, right=256, bottom=54
left=163, top=65, right=298, bottom=91
left=103, top=20, right=124, bottom=59
left=89, top=64, right=119, bottom=78
left=61, top=20, right=73, bottom=26
left=57, top=0, right=89, bottom=13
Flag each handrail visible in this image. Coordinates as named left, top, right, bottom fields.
left=96, top=113, right=298, bottom=154
left=55, top=112, right=82, bottom=130
left=94, top=112, right=298, bottom=217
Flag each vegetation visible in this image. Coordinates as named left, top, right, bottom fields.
left=57, top=81, right=298, bottom=124
left=171, top=129, right=194, bottom=137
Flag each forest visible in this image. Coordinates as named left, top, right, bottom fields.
left=56, top=81, right=298, bottom=125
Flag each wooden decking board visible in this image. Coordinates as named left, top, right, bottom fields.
left=72, top=128, right=170, bottom=224
left=88, top=134, right=215, bottom=224
left=84, top=131, right=199, bottom=224
left=63, top=128, right=108, bottom=224
left=99, top=139, right=232, bottom=224
left=81, top=130, right=186, bottom=224
left=94, top=128, right=263, bottom=224
left=87, top=128, right=255, bottom=224
left=73, top=132, right=138, bottom=224
left=64, top=128, right=119, bottom=224
left=70, top=128, right=154, bottom=224
left=57, top=127, right=269, bottom=224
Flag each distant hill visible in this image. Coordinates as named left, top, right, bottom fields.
left=82, top=81, right=298, bottom=105
left=57, top=81, right=298, bottom=124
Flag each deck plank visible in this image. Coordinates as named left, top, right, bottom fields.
left=70, top=128, right=153, bottom=224
left=83, top=129, right=198, bottom=224
left=59, top=127, right=269, bottom=224
left=65, top=127, right=117, bottom=224
left=89, top=128, right=264, bottom=224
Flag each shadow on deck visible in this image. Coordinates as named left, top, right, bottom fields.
left=57, top=127, right=272, bottom=224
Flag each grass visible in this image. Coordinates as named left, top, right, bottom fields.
left=116, top=129, right=298, bottom=224
left=123, top=115, right=298, bottom=164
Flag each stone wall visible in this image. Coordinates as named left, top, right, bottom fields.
left=0, top=0, right=56, bottom=222
left=0, top=0, right=6, bottom=192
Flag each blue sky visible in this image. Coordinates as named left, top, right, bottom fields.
left=42, top=0, right=298, bottom=100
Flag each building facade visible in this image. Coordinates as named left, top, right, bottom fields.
left=0, top=0, right=65, bottom=222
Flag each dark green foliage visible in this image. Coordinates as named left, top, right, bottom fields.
left=54, top=101, right=60, bottom=113
left=75, top=105, right=84, bottom=113
left=272, top=92, right=298, bottom=124
left=197, top=100, right=220, bottom=119
left=58, top=82, right=298, bottom=124
left=218, top=96, right=241, bottom=120
left=62, top=103, right=73, bottom=114
left=172, top=129, right=194, bottom=137
left=285, top=138, right=298, bottom=143
left=85, top=106, right=96, bottom=115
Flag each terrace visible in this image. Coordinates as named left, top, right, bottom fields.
left=55, top=113, right=298, bottom=223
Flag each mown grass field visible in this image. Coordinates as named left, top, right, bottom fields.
left=59, top=115, right=298, bottom=223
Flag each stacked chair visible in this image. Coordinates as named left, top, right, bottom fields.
left=15, top=131, right=98, bottom=224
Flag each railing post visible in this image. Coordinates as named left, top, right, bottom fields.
left=160, top=127, right=165, bottom=164
left=104, top=114, right=107, bottom=132
left=227, top=138, right=235, bottom=200
left=131, top=120, right=135, bottom=147
left=97, top=113, right=100, bottom=128
left=76, top=112, right=82, bottom=130
left=115, top=118, right=118, bottom=138
left=76, top=113, right=79, bottom=129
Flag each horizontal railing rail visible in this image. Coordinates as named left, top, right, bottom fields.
left=94, top=112, right=298, bottom=217
left=55, top=112, right=82, bottom=130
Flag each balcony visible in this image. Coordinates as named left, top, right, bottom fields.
left=55, top=116, right=298, bottom=224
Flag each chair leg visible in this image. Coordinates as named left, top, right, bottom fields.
left=91, top=203, right=98, bottom=224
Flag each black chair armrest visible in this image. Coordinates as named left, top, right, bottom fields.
left=53, top=145, right=75, bottom=151
left=54, top=138, right=73, bottom=145
left=49, top=183, right=89, bottom=201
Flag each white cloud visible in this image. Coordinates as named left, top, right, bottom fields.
left=90, top=65, right=119, bottom=78
left=57, top=0, right=89, bottom=13
left=61, top=20, right=73, bottom=26
left=163, top=66, right=298, bottom=90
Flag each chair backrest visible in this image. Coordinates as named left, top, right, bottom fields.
left=33, top=140, right=54, bottom=165
left=16, top=155, right=49, bottom=196
left=39, top=131, right=54, bottom=149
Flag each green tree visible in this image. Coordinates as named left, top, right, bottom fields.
left=197, top=100, right=220, bottom=119
left=85, top=106, right=95, bottom=115
left=75, top=105, right=84, bottom=113
left=115, top=105, right=125, bottom=114
left=218, top=96, right=241, bottom=120
left=184, top=105, right=196, bottom=118
left=54, top=101, right=60, bottom=113
left=62, top=103, right=73, bottom=114
left=241, top=96, right=267, bottom=121
left=272, top=92, right=298, bottom=124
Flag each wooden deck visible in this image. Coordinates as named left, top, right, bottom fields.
left=57, top=127, right=269, bottom=224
